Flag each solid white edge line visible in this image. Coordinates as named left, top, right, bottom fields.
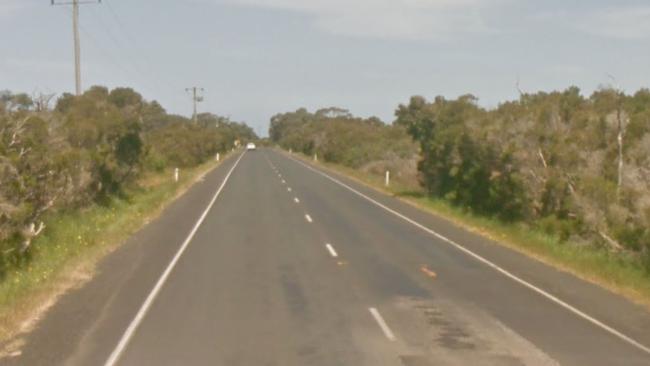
left=369, top=307, right=396, bottom=341
left=305, top=214, right=313, bottom=223
left=285, top=153, right=650, bottom=355
left=104, top=152, right=247, bottom=366
left=325, top=243, right=338, bottom=258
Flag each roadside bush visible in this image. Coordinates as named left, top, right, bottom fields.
left=395, top=88, right=650, bottom=255
left=642, top=250, right=650, bottom=275
left=269, top=107, right=418, bottom=169
left=0, top=87, right=256, bottom=278
left=537, top=215, right=581, bottom=242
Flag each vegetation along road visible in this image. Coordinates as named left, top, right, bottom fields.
left=4, top=1, right=650, bottom=364
left=4, top=148, right=650, bottom=365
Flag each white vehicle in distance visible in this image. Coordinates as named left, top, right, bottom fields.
left=246, top=142, right=256, bottom=150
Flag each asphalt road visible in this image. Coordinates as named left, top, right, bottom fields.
left=5, top=148, right=650, bottom=365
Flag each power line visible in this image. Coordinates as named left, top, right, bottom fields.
left=52, top=2, right=167, bottom=101
left=94, top=2, right=180, bottom=95
left=57, top=8, right=144, bottom=92
left=51, top=0, right=102, bottom=96
left=104, top=1, right=179, bottom=89
left=52, top=0, right=197, bottom=116
left=85, top=5, right=160, bottom=95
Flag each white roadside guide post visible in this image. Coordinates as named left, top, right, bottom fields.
left=289, top=148, right=292, bottom=154
left=216, top=153, right=220, bottom=162
left=314, top=153, right=318, bottom=162
left=385, top=170, right=390, bottom=187
left=174, top=168, right=179, bottom=182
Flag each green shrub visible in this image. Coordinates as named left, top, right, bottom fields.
left=269, top=108, right=417, bottom=169
left=1, top=87, right=255, bottom=276
left=613, top=225, right=649, bottom=252
left=538, top=215, right=579, bottom=242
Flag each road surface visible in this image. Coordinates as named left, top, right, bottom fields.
left=5, top=148, right=650, bottom=365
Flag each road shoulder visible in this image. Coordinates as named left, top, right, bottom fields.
left=0, top=152, right=241, bottom=365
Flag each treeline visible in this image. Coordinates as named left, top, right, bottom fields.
left=270, top=87, right=650, bottom=269
left=269, top=107, right=418, bottom=185
left=0, top=86, right=255, bottom=276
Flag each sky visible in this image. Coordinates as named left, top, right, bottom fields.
left=2, top=0, right=650, bottom=135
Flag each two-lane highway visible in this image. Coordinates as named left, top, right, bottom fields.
left=108, top=149, right=399, bottom=365
left=5, top=148, right=650, bottom=365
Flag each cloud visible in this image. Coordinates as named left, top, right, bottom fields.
left=577, top=6, right=650, bottom=40
left=226, top=0, right=501, bottom=40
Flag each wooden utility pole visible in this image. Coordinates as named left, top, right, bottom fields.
left=185, top=87, right=204, bottom=124
left=52, top=0, right=101, bottom=96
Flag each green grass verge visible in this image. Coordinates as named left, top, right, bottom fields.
left=407, top=196, right=650, bottom=304
left=0, top=156, right=227, bottom=343
left=291, top=151, right=650, bottom=308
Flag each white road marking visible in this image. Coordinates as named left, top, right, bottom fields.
left=104, top=152, right=247, bottom=366
left=287, top=187, right=292, bottom=192
left=286, top=154, right=650, bottom=355
left=282, top=179, right=286, bottom=184
left=294, top=197, right=300, bottom=203
left=325, top=243, right=338, bottom=258
left=369, top=307, right=396, bottom=341
left=305, top=214, right=313, bottom=223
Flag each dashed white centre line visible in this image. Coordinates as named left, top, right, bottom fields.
left=305, top=214, right=313, bottom=223
left=325, top=243, right=338, bottom=258
left=294, top=197, right=300, bottom=203
left=287, top=154, right=650, bottom=356
left=287, top=187, right=292, bottom=192
left=369, top=307, right=396, bottom=341
left=282, top=179, right=286, bottom=184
